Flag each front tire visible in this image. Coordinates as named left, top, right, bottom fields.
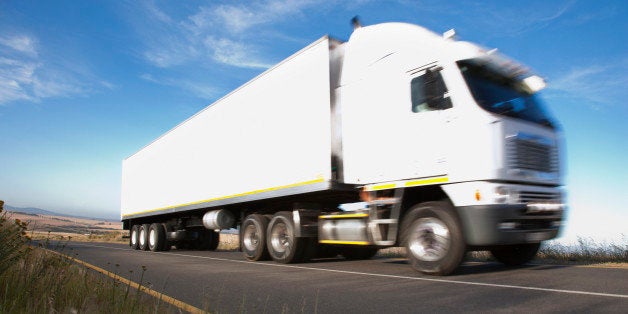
left=401, top=201, right=465, bottom=276
left=241, top=214, right=270, bottom=261
left=491, top=243, right=540, bottom=266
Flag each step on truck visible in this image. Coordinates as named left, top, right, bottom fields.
left=121, top=21, right=565, bottom=275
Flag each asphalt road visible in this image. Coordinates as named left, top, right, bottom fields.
left=48, top=241, right=627, bottom=313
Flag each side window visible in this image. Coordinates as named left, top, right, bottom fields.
left=411, top=69, right=451, bottom=113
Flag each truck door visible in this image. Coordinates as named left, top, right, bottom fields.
left=400, top=66, right=452, bottom=179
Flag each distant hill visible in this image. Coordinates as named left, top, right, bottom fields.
left=4, top=205, right=58, bottom=216
left=3, top=204, right=119, bottom=222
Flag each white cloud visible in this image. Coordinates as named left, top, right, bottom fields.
left=547, top=61, right=628, bottom=109
left=0, top=34, right=38, bottom=57
left=462, top=1, right=575, bottom=37
left=203, top=37, right=273, bottom=69
left=189, top=0, right=314, bottom=35
left=136, top=1, right=320, bottom=70
left=0, top=33, right=111, bottom=105
left=140, top=73, right=219, bottom=100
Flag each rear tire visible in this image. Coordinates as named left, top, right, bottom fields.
left=148, top=223, right=166, bottom=252
left=161, top=223, right=171, bottom=251
left=241, top=214, right=270, bottom=261
left=491, top=243, right=540, bottom=266
left=401, top=201, right=465, bottom=276
left=267, top=211, right=309, bottom=263
left=138, top=224, right=151, bottom=251
left=197, top=229, right=220, bottom=251
left=130, top=225, right=140, bottom=250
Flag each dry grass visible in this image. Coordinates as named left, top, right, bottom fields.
left=0, top=202, right=179, bottom=313
left=217, top=233, right=239, bottom=251
left=29, top=230, right=128, bottom=244
left=8, top=211, right=122, bottom=235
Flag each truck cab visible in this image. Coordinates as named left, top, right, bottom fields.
left=324, top=22, right=564, bottom=274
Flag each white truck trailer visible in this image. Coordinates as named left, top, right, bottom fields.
left=122, top=22, right=565, bottom=275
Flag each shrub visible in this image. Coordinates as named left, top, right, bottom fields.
left=0, top=200, right=31, bottom=275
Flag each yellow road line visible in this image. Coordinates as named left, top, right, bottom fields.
left=45, top=249, right=205, bottom=314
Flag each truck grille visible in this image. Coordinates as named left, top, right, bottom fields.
left=518, top=191, right=560, bottom=204
left=507, top=136, right=558, bottom=173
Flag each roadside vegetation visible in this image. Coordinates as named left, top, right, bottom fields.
left=536, top=237, right=627, bottom=265
left=0, top=200, right=178, bottom=313
left=28, top=230, right=128, bottom=244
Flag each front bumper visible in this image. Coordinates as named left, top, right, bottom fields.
left=456, top=204, right=563, bottom=246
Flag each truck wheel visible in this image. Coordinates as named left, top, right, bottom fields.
left=267, top=211, right=309, bottom=263
left=161, top=223, right=171, bottom=251
left=241, top=214, right=270, bottom=261
left=138, top=224, right=151, bottom=251
left=401, top=201, right=465, bottom=275
left=197, top=229, right=220, bottom=251
left=130, top=225, right=140, bottom=250
left=341, top=246, right=379, bottom=260
left=148, top=223, right=166, bottom=252
left=490, top=243, right=540, bottom=266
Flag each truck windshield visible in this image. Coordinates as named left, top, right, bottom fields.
left=458, top=60, right=555, bottom=129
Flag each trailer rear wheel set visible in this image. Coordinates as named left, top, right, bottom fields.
left=128, top=223, right=219, bottom=252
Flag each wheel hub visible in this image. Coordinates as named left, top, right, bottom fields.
left=408, top=217, right=450, bottom=262
left=243, top=224, right=260, bottom=251
left=270, top=222, right=291, bottom=254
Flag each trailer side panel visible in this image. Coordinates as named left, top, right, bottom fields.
left=121, top=37, right=333, bottom=219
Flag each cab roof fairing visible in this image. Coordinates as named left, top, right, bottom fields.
left=338, top=22, right=538, bottom=85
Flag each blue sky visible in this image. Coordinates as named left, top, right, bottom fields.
left=0, top=1, right=626, bottom=243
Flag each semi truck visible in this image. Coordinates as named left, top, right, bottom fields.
left=121, top=21, right=565, bottom=275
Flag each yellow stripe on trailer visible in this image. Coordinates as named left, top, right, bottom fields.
left=319, top=240, right=371, bottom=245
left=123, top=177, right=326, bottom=218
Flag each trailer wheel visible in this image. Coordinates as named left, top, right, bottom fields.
left=341, top=246, right=379, bottom=260
left=197, top=229, right=220, bottom=251
left=138, top=224, right=151, bottom=251
left=148, top=223, right=166, bottom=252
left=161, top=223, right=171, bottom=251
left=267, top=211, right=308, bottom=263
left=401, top=201, right=465, bottom=275
left=241, top=214, right=270, bottom=261
left=130, top=225, right=140, bottom=250
left=490, top=243, right=540, bottom=266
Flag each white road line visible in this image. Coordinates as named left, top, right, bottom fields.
left=67, top=242, right=628, bottom=300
